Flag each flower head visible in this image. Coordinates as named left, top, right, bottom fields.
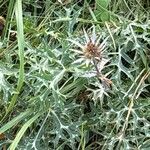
left=83, top=39, right=101, bottom=60
left=68, top=26, right=108, bottom=67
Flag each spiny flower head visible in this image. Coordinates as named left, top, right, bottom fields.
left=68, top=26, right=108, bottom=67
left=83, top=38, right=101, bottom=60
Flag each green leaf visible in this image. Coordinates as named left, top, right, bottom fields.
left=95, top=0, right=110, bottom=21
left=96, top=0, right=110, bottom=9
left=50, top=69, right=66, bottom=89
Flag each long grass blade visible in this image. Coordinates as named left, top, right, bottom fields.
left=3, top=0, right=25, bottom=119
left=9, top=112, right=43, bottom=150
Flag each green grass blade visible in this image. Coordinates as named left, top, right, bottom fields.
left=4, top=0, right=25, bottom=118
left=9, top=112, right=42, bottom=150
left=0, top=110, right=31, bottom=134
left=2, top=0, right=15, bottom=39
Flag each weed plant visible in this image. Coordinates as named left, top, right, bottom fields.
left=0, top=0, right=150, bottom=150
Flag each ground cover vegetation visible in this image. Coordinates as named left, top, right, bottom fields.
left=0, top=0, right=150, bottom=149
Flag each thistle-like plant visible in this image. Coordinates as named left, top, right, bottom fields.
left=68, top=26, right=112, bottom=90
